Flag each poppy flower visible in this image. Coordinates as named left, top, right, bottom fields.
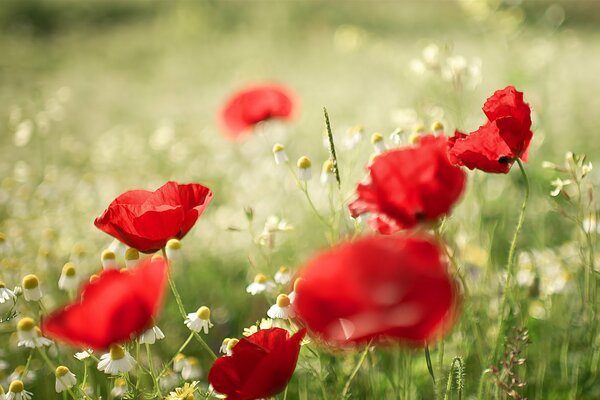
left=348, top=135, right=466, bottom=234
left=94, top=181, right=213, bottom=253
left=208, top=327, right=305, bottom=400
left=294, top=235, right=458, bottom=345
left=448, top=86, right=532, bottom=173
left=42, top=257, right=168, bottom=350
left=219, top=83, right=297, bottom=140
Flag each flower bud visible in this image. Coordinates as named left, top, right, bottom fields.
left=165, top=239, right=181, bottom=261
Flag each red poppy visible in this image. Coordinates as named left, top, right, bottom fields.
left=348, top=135, right=466, bottom=234
left=294, top=235, right=458, bottom=345
left=94, top=181, right=213, bottom=253
left=208, top=328, right=306, bottom=400
left=219, top=83, right=297, bottom=140
left=42, top=257, right=168, bottom=350
left=448, top=86, right=532, bottom=173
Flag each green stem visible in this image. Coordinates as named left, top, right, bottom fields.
left=341, top=342, right=372, bottom=398
left=493, top=158, right=530, bottom=362
left=36, top=347, right=88, bottom=400
left=158, top=332, right=195, bottom=379
left=145, top=343, right=161, bottom=397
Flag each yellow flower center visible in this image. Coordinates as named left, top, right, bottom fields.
left=322, top=160, right=334, bottom=174
left=115, top=377, right=127, bottom=387
left=174, top=353, right=186, bottom=363
left=276, top=294, right=291, bottom=308
left=62, top=263, right=76, bottom=277
left=227, top=338, right=239, bottom=351
left=9, top=380, right=24, bottom=393
left=221, top=338, right=230, bottom=347
left=109, top=345, right=125, bottom=360
left=55, top=366, right=69, bottom=377
left=297, top=156, right=312, bottom=169
left=17, top=318, right=35, bottom=332
left=272, top=143, right=285, bottom=153
left=278, top=266, right=289, bottom=273
left=22, top=274, right=39, bottom=290
left=0, top=280, right=5, bottom=289
left=101, top=250, right=115, bottom=261
left=371, top=133, right=383, bottom=144
left=196, top=306, right=210, bottom=320
left=187, top=356, right=199, bottom=366
left=124, top=248, right=139, bottom=261
left=166, top=239, right=181, bottom=250
left=431, top=121, right=444, bottom=132
left=413, top=123, right=425, bottom=133
left=254, top=273, right=267, bottom=284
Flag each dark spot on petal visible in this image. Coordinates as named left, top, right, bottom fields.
left=414, top=212, right=426, bottom=221
left=498, top=156, right=511, bottom=164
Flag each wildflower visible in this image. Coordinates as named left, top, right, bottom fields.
left=218, top=83, right=296, bottom=140
left=42, top=257, right=168, bottom=349
left=320, top=160, right=336, bottom=185
left=432, top=121, right=444, bottom=135
left=54, top=366, right=76, bottom=393
left=110, top=377, right=128, bottom=398
left=182, top=357, right=202, bottom=380
left=225, top=339, right=239, bottom=356
left=294, top=235, right=459, bottom=345
left=343, top=125, right=364, bottom=149
left=0, top=281, right=16, bottom=312
left=173, top=353, right=187, bottom=372
left=185, top=306, right=213, bottom=334
left=7, top=380, right=32, bottom=400
left=159, top=369, right=179, bottom=391
left=297, top=156, right=312, bottom=181
left=108, top=239, right=126, bottom=259
left=124, top=248, right=139, bottom=268
left=97, top=345, right=136, bottom=375
left=17, top=319, right=53, bottom=349
left=583, top=213, right=599, bottom=234
left=274, top=266, right=292, bottom=285
left=349, top=135, right=466, bottom=234
left=371, top=133, right=386, bottom=154
left=21, top=275, right=42, bottom=302
left=267, top=294, right=296, bottom=319
left=272, top=144, right=288, bottom=165
left=0, top=232, right=7, bottom=253
left=100, top=250, right=117, bottom=270
left=139, top=325, right=165, bottom=345
left=389, top=128, right=404, bottom=145
left=165, top=239, right=181, bottom=261
left=219, top=338, right=231, bottom=354
left=94, top=181, right=213, bottom=253
left=550, top=178, right=571, bottom=197
left=208, top=328, right=305, bottom=400
left=58, top=263, right=79, bottom=291
left=166, top=381, right=199, bottom=400
left=448, top=86, right=533, bottom=173
left=74, top=349, right=93, bottom=361
left=246, top=273, right=275, bottom=295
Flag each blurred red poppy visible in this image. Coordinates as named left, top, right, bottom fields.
left=42, top=257, right=168, bottom=350
left=294, top=235, right=458, bottom=346
left=208, top=327, right=305, bottom=400
left=94, top=181, right=213, bottom=253
left=219, top=83, right=297, bottom=140
left=448, top=86, right=532, bottom=173
left=348, top=135, right=466, bottom=234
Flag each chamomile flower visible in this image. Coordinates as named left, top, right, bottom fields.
left=58, top=262, right=79, bottom=291
left=16, top=319, right=53, bottom=349
left=124, top=248, right=140, bottom=269
left=225, top=339, right=239, bottom=356
left=108, top=239, right=126, bottom=259
left=74, top=349, right=93, bottom=361
left=21, top=275, right=42, bottom=302
left=110, top=377, right=128, bottom=398
left=267, top=294, right=295, bottom=319
left=431, top=121, right=444, bottom=135
left=371, top=133, right=386, bottom=154
left=185, top=306, right=213, bottom=334
left=0, top=281, right=16, bottom=312
left=274, top=266, right=292, bottom=285
left=246, top=274, right=276, bottom=295
left=389, top=128, right=404, bottom=145
left=342, top=125, right=365, bottom=150
left=139, top=325, right=165, bottom=345
left=97, top=345, right=136, bottom=375
left=166, top=239, right=181, bottom=261
left=7, top=380, right=31, bottom=400
left=54, top=366, right=76, bottom=394
left=219, top=338, right=231, bottom=354
left=159, top=369, right=179, bottom=391
left=288, top=278, right=303, bottom=303
left=272, top=144, right=288, bottom=165
left=320, top=160, right=336, bottom=185
left=173, top=353, right=187, bottom=372
left=100, top=249, right=117, bottom=270
left=297, top=156, right=312, bottom=181
left=166, top=381, right=199, bottom=400
left=181, top=357, right=202, bottom=380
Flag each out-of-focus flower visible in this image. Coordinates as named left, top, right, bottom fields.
left=182, top=357, right=202, bottom=380
left=297, top=156, right=312, bottom=181
left=110, top=377, right=128, bottom=398
left=97, top=345, right=136, bottom=375
left=267, top=294, right=295, bottom=319
left=159, top=369, right=179, bottom=391
left=100, top=250, right=117, bottom=270
left=185, top=306, right=213, bottom=334
left=274, top=266, right=292, bottom=285
left=94, top=181, right=213, bottom=253
left=294, top=235, right=458, bottom=345
left=58, top=263, right=79, bottom=291
left=448, top=86, right=533, bottom=174
left=320, top=160, right=336, bottom=185
left=389, top=128, right=405, bottom=145
left=74, top=349, right=93, bottom=361
left=218, top=83, right=297, bottom=140
left=208, top=328, right=305, bottom=400
left=371, top=133, right=387, bottom=154
left=139, top=326, right=165, bottom=345
left=342, top=126, right=365, bottom=149
left=349, top=135, right=466, bottom=234
left=42, top=257, right=168, bottom=350
left=165, top=239, right=181, bottom=261
left=550, top=178, right=571, bottom=197
left=246, top=274, right=276, bottom=295
left=219, top=338, right=231, bottom=354
left=272, top=144, right=288, bottom=165
left=166, top=381, right=199, bottom=400
left=21, top=275, right=42, bottom=302
left=124, top=248, right=140, bottom=269
left=173, top=353, right=187, bottom=373
left=17, top=319, right=53, bottom=349
left=7, top=380, right=32, bottom=400
left=0, top=281, right=16, bottom=312
left=582, top=213, right=599, bottom=234
left=54, top=366, right=76, bottom=394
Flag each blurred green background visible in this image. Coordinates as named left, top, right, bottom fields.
left=1, top=0, right=600, bottom=399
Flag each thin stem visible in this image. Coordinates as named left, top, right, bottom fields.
left=341, top=342, right=372, bottom=398
left=145, top=343, right=160, bottom=397
left=493, top=159, right=530, bottom=362
left=36, top=347, right=88, bottom=400
left=158, top=332, right=195, bottom=379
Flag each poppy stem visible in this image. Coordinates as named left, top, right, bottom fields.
left=341, top=341, right=372, bottom=398
left=493, top=158, right=530, bottom=362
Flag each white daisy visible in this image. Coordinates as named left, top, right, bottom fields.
left=371, top=133, right=386, bottom=154
left=224, top=339, right=239, bottom=356
left=139, top=326, right=165, bottom=345
left=16, top=319, right=53, bottom=349
left=288, top=278, right=303, bottom=304
left=267, top=294, right=296, bottom=319
left=159, top=369, right=179, bottom=391
left=54, top=366, right=76, bottom=393
left=165, top=239, right=181, bottom=261
left=100, top=249, right=117, bottom=270
left=185, top=306, right=213, bottom=334
left=219, top=338, right=231, bottom=354
left=297, top=156, right=312, bottom=181
left=246, top=273, right=276, bottom=295
left=97, top=345, right=136, bottom=375
left=173, top=353, right=187, bottom=372
left=21, top=275, right=42, bottom=302
left=272, top=144, right=288, bottom=165
left=320, top=160, right=336, bottom=185
left=74, top=349, right=93, bottom=361
left=274, top=266, right=292, bottom=285
left=6, top=380, right=32, bottom=400
left=181, top=357, right=202, bottom=380
left=124, top=248, right=140, bottom=269
left=110, top=377, right=128, bottom=398
left=0, top=281, right=16, bottom=312
left=58, top=263, right=80, bottom=291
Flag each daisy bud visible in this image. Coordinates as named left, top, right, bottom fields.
left=246, top=273, right=275, bottom=295
left=124, top=248, right=140, bottom=268
left=219, top=338, right=231, bottom=354
left=182, top=357, right=202, bottom=380
left=21, top=274, right=42, bottom=302
left=371, top=133, right=386, bottom=154
left=431, top=121, right=444, bottom=135
left=0, top=280, right=16, bottom=312
left=272, top=143, right=288, bottom=165
left=226, top=338, right=239, bottom=355
left=8, top=380, right=32, bottom=400
left=173, top=353, right=186, bottom=372
left=297, top=156, right=312, bottom=181
left=100, top=249, right=117, bottom=270
left=274, top=266, right=292, bottom=285
left=267, top=294, right=295, bottom=319
left=389, top=128, right=404, bottom=145
left=320, top=160, right=336, bottom=185
left=110, top=377, right=128, bottom=398
left=165, top=239, right=181, bottom=261
left=185, top=306, right=214, bottom=334
left=139, top=325, right=165, bottom=345
left=58, top=262, right=79, bottom=291
left=55, top=366, right=77, bottom=393
left=97, top=344, right=136, bottom=375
